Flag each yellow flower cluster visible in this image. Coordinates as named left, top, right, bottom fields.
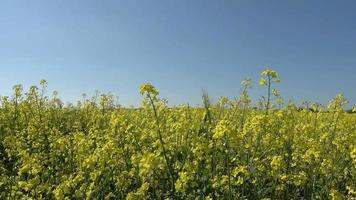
left=0, top=73, right=355, bottom=199
left=140, top=83, right=159, bottom=96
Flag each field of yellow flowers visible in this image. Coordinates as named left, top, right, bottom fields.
left=0, top=70, right=355, bottom=199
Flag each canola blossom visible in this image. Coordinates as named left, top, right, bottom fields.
left=0, top=69, right=355, bottom=199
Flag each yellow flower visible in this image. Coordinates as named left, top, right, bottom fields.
left=261, top=68, right=271, bottom=76
left=140, top=83, right=159, bottom=95
left=40, top=79, right=48, bottom=86
left=261, top=68, right=280, bottom=82
left=329, top=188, right=343, bottom=200
left=259, top=78, right=267, bottom=86
left=213, top=120, right=230, bottom=139
left=271, top=156, right=283, bottom=170
left=272, top=89, right=279, bottom=97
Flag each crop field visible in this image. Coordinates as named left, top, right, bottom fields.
left=0, top=69, right=355, bottom=199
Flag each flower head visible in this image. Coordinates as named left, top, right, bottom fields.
left=272, top=89, right=279, bottom=97
left=140, top=83, right=159, bottom=96
left=261, top=68, right=280, bottom=83
left=259, top=78, right=267, bottom=86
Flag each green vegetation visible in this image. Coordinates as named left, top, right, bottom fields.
left=0, top=69, right=355, bottom=199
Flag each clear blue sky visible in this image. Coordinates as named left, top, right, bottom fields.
left=0, top=0, right=355, bottom=107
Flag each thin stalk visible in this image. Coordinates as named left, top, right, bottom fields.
left=266, top=76, right=271, bottom=115
left=147, top=94, right=176, bottom=198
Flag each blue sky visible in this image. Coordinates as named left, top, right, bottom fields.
left=0, top=0, right=355, bottom=107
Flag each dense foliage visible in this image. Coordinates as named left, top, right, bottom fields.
left=0, top=70, right=355, bottom=199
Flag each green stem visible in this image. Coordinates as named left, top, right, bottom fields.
left=147, top=94, right=176, bottom=198
left=266, top=76, right=271, bottom=115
